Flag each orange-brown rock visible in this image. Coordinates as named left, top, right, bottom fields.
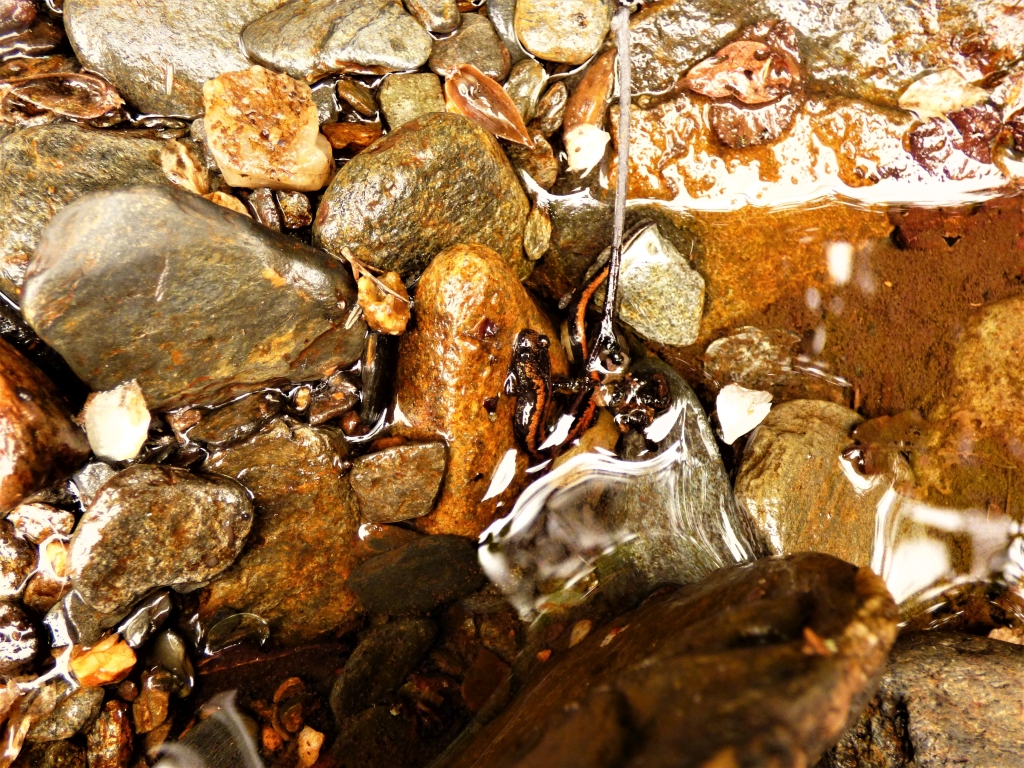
left=393, top=244, right=567, bottom=537
left=0, top=336, right=89, bottom=512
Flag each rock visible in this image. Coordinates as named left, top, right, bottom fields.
left=203, top=66, right=333, bottom=191
left=0, top=519, right=37, bottom=598
left=329, top=618, right=437, bottom=718
left=116, top=590, right=173, bottom=649
left=321, top=121, right=383, bottom=151
left=0, top=338, right=89, bottom=513
left=64, top=0, right=283, bottom=115
left=336, top=78, right=379, bottom=116
left=313, top=113, right=530, bottom=281
left=201, top=419, right=364, bottom=644
left=68, top=465, right=254, bottom=617
left=329, top=705, right=422, bottom=768
left=378, top=73, right=446, bottom=130
left=307, top=372, right=360, bottom=426
left=350, top=442, right=446, bottom=524
left=703, top=327, right=852, bottom=405
left=823, top=632, right=1024, bottom=768
left=530, top=81, right=567, bottom=136
left=70, top=463, right=117, bottom=511
left=347, top=535, right=485, bottom=614
left=461, top=648, right=510, bottom=712
left=627, top=0, right=1018, bottom=109
left=504, top=59, right=547, bottom=123
left=277, top=190, right=313, bottom=229
left=185, top=392, right=282, bottom=447
left=0, top=601, right=38, bottom=675
left=0, top=124, right=166, bottom=300
left=12, top=740, right=87, bottom=768
left=242, top=0, right=433, bottom=82
left=522, top=203, right=552, bottom=260
left=735, top=400, right=912, bottom=568
left=85, top=700, right=132, bottom=768
left=27, top=681, right=105, bottom=742
left=393, top=244, right=566, bottom=537
left=449, top=553, right=898, bottom=768
left=405, top=0, right=459, bottom=33
left=429, top=13, right=510, bottom=81
left=23, top=185, right=365, bottom=411
left=82, top=381, right=150, bottom=462
left=7, top=502, right=75, bottom=544
left=716, top=384, right=772, bottom=445
left=514, top=0, right=609, bottom=65
left=505, top=130, right=558, bottom=190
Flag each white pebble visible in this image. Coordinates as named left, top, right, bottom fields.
left=82, top=380, right=150, bottom=461
left=564, top=123, right=610, bottom=176
left=716, top=384, right=772, bottom=445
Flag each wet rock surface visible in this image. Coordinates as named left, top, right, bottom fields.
left=0, top=124, right=166, bottom=300
left=378, top=72, right=445, bottom=130
left=735, top=400, right=909, bottom=568
left=184, top=392, right=282, bottom=447
left=12, top=740, right=87, bottom=768
left=350, top=442, right=446, bottom=524
left=0, top=600, right=38, bottom=675
left=242, top=0, right=433, bottom=82
left=27, top=681, right=105, bottom=742
left=822, top=632, right=1024, bottom=768
left=393, top=243, right=566, bottom=537
left=68, top=464, right=253, bottom=617
left=450, top=553, right=898, bottom=768
left=514, top=0, right=609, bottom=66
left=23, top=185, right=365, bottom=411
left=347, top=535, right=485, bottom=615
left=0, top=337, right=89, bottom=513
left=64, top=0, right=284, bottom=115
left=405, top=0, right=459, bottom=34
left=201, top=419, right=363, bottom=644
left=429, top=13, right=510, bottom=81
left=314, top=113, right=530, bottom=280
left=329, top=617, right=437, bottom=717
left=0, top=521, right=35, bottom=598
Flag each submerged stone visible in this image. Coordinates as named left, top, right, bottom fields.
left=428, top=13, right=510, bottom=81
left=350, top=442, right=446, bottom=524
left=68, top=464, right=254, bottom=617
left=0, top=601, right=38, bottom=676
left=404, top=0, right=459, bottom=33
left=314, top=113, right=530, bottom=281
left=27, top=681, right=104, bottom=742
left=22, top=185, right=365, bottom=411
left=450, top=553, right=898, bottom=768
left=242, top=0, right=432, bottom=82
left=393, top=244, right=566, bottom=537
left=378, top=72, right=446, bottom=130
left=64, top=0, right=284, bottom=115
left=201, top=419, right=363, bottom=644
left=514, top=0, right=609, bottom=66
left=0, top=124, right=166, bottom=300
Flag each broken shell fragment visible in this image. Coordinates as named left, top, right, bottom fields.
left=898, top=69, right=989, bottom=121
left=160, top=139, right=210, bottom=196
left=717, top=384, right=772, bottom=445
left=684, top=40, right=795, bottom=105
left=564, top=123, right=609, bottom=176
left=445, top=64, right=533, bottom=147
left=202, top=66, right=333, bottom=191
left=81, top=380, right=150, bottom=462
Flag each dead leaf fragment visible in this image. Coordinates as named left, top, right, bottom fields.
left=898, top=69, right=989, bottom=121
left=684, top=41, right=794, bottom=105
left=446, top=64, right=533, bottom=146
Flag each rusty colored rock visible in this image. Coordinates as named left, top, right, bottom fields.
left=0, top=337, right=89, bottom=513
left=563, top=47, right=615, bottom=135
left=357, top=272, right=411, bottom=335
left=70, top=634, right=136, bottom=687
left=201, top=419, right=364, bottom=645
left=393, top=244, right=566, bottom=537
left=314, top=112, right=531, bottom=281
left=321, top=120, right=383, bottom=150
left=85, top=700, right=132, bottom=768
left=448, top=553, right=898, bottom=768
left=350, top=442, right=446, bottom=524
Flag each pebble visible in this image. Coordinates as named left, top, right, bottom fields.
left=564, top=47, right=615, bottom=134
left=85, top=700, right=132, bottom=768
left=378, top=73, right=446, bottom=130
left=203, top=66, right=333, bottom=191
left=504, top=59, right=547, bottom=123
left=505, top=129, right=558, bottom=190
left=824, top=632, right=1024, bottom=767
left=329, top=618, right=437, bottom=718
left=185, top=392, right=282, bottom=447
left=0, top=0, right=36, bottom=34
left=22, top=185, right=365, bottom=411
left=12, top=740, right=86, bottom=768
left=64, top=0, right=283, bottom=115
left=70, top=463, right=116, bottom=510
left=522, top=202, right=552, bottom=260
left=484, top=0, right=529, bottom=65
left=530, top=81, right=568, bottom=136
left=307, top=372, right=360, bottom=426
left=0, top=338, right=89, bottom=513
left=242, top=0, right=433, bottom=82
left=336, top=78, right=379, bottom=117
left=429, top=13, right=510, bottom=81
left=277, top=190, right=313, bottom=229
left=321, top=121, right=383, bottom=151
left=82, top=380, right=150, bottom=462
left=450, top=553, right=897, bottom=768
left=347, top=534, right=486, bottom=614
left=68, top=464, right=253, bottom=617
left=514, top=0, right=609, bottom=65
left=716, top=384, right=772, bottom=445
left=350, top=442, right=447, bottom=524
left=116, top=590, right=173, bottom=649
left=314, top=113, right=531, bottom=281
left=404, top=0, right=459, bottom=34
left=27, top=680, right=105, bottom=742
left=70, top=633, right=137, bottom=686
left=0, top=600, right=38, bottom=675
left=201, top=419, right=364, bottom=644
left=393, top=244, right=567, bottom=537
left=7, top=502, right=75, bottom=544
left=734, top=399, right=911, bottom=568
left=0, top=518, right=36, bottom=598
left=0, top=124, right=165, bottom=299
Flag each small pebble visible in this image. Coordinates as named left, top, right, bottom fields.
left=321, top=121, right=382, bottom=151
left=81, top=380, right=150, bottom=462
left=378, top=72, right=445, bottom=130
left=70, top=634, right=136, bottom=687
left=514, top=0, right=609, bottom=65
left=336, top=77, right=378, bottom=116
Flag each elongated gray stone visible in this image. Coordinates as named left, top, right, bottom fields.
left=242, top=0, right=433, bottom=82
left=22, top=185, right=365, bottom=411
left=64, top=0, right=284, bottom=115
left=0, top=124, right=166, bottom=300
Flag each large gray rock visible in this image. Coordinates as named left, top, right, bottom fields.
left=64, top=0, right=285, bottom=115
left=0, top=124, right=166, bottom=300
left=629, top=0, right=1018, bottom=108
left=822, top=632, right=1024, bottom=768
left=314, top=113, right=530, bottom=280
left=68, top=464, right=254, bottom=617
left=22, top=185, right=365, bottom=411
left=242, top=0, right=433, bottom=82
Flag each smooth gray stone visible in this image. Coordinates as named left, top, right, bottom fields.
left=485, top=0, right=529, bottom=64
left=428, top=12, right=510, bottom=81
left=378, top=72, right=445, bottom=130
